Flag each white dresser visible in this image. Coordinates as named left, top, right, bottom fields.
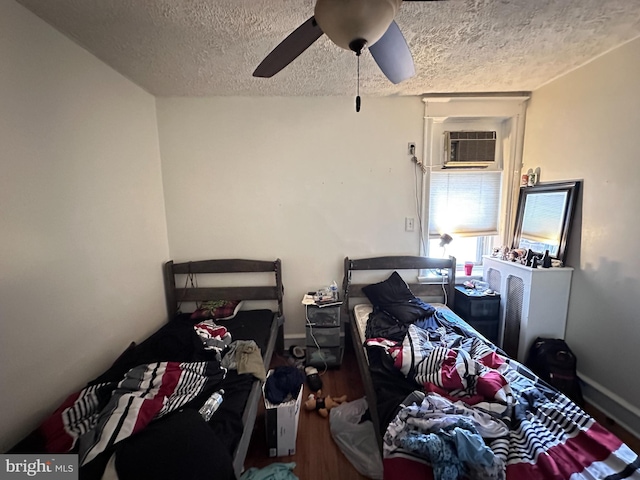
left=482, top=256, right=573, bottom=362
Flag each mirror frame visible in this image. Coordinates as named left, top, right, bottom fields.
left=512, top=180, right=581, bottom=265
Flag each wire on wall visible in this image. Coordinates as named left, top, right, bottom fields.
left=411, top=143, right=427, bottom=255
left=441, top=270, right=448, bottom=306
left=177, top=263, right=198, bottom=313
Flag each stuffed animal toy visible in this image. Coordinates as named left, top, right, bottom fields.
left=304, top=391, right=347, bottom=418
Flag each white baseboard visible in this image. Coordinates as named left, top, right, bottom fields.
left=578, top=371, right=640, bottom=439
left=283, top=333, right=306, bottom=351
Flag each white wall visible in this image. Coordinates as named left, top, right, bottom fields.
left=522, top=37, right=640, bottom=427
left=157, top=96, right=425, bottom=337
left=6, top=0, right=638, bottom=452
left=0, top=0, right=170, bottom=450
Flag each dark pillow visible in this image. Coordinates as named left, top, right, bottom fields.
left=362, top=271, right=416, bottom=306
left=384, top=298, right=436, bottom=325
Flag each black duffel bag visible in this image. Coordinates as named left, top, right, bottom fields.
left=526, top=337, right=584, bottom=406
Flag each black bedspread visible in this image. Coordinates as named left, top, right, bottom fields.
left=11, top=310, right=275, bottom=480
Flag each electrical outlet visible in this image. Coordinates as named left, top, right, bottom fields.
left=408, top=142, right=416, bottom=156
left=405, top=217, right=415, bottom=232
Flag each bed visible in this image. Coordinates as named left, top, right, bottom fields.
left=342, top=255, right=639, bottom=480
left=10, top=258, right=284, bottom=480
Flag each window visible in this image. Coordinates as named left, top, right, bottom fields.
left=427, top=171, right=501, bottom=265
left=420, top=94, right=530, bottom=270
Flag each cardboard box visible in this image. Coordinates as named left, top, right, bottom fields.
left=263, top=370, right=303, bottom=457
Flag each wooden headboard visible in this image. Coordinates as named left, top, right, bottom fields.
left=163, top=258, right=284, bottom=319
left=342, top=255, right=456, bottom=310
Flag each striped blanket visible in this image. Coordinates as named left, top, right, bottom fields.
left=371, top=324, right=514, bottom=410
left=38, top=361, right=226, bottom=465
left=366, top=312, right=640, bottom=480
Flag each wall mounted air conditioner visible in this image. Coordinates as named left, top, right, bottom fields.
left=443, top=131, right=497, bottom=168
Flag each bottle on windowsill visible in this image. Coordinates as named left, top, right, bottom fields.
left=542, top=250, right=552, bottom=268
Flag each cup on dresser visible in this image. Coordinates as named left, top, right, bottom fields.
left=464, top=262, right=474, bottom=276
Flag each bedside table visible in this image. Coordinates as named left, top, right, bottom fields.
left=304, top=302, right=344, bottom=368
left=453, top=286, right=500, bottom=345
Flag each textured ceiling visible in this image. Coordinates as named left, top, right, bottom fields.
left=15, top=0, right=640, bottom=97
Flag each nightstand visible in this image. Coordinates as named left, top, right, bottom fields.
left=453, top=286, right=500, bottom=345
left=304, top=302, right=344, bottom=368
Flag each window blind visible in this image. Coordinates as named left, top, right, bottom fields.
left=428, top=171, right=502, bottom=237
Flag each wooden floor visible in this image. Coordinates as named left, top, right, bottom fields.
left=243, top=347, right=369, bottom=479
left=243, top=347, right=640, bottom=479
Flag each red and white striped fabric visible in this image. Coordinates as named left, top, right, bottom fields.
left=383, top=390, right=640, bottom=480
left=367, top=321, right=640, bottom=480
left=38, top=361, right=226, bottom=465
left=390, top=324, right=514, bottom=406
left=194, top=320, right=232, bottom=353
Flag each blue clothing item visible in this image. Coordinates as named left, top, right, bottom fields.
left=399, top=417, right=498, bottom=480
left=414, top=312, right=440, bottom=332
left=240, top=462, right=298, bottom=480
left=264, top=366, right=304, bottom=404
left=451, top=426, right=495, bottom=466
left=400, top=432, right=466, bottom=480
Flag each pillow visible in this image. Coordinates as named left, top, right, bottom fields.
left=362, top=271, right=416, bottom=306
left=190, top=300, right=243, bottom=321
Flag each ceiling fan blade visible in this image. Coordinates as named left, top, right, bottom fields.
left=253, top=16, right=324, bottom=78
left=368, top=20, right=415, bottom=84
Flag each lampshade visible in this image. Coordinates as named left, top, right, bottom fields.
left=314, top=0, right=401, bottom=52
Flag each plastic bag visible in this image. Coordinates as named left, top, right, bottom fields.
left=329, top=397, right=383, bottom=479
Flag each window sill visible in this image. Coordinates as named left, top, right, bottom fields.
left=456, top=266, right=484, bottom=284
left=418, top=266, right=484, bottom=285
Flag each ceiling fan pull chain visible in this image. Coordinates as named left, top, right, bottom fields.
left=355, top=53, right=361, bottom=112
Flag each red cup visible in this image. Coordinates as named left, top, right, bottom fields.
left=464, top=262, right=474, bottom=276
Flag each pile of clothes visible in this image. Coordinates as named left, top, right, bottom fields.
left=194, top=320, right=266, bottom=381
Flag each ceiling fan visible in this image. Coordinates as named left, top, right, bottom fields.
left=253, top=0, right=441, bottom=85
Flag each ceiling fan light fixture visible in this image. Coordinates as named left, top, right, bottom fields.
left=314, top=0, right=401, bottom=52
